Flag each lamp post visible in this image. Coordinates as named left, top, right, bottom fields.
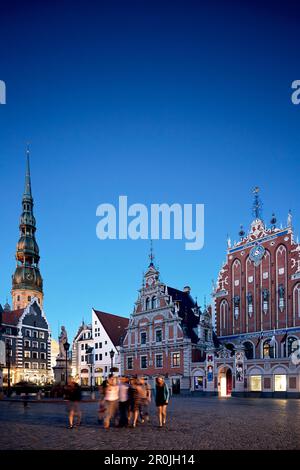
left=109, top=349, right=115, bottom=374
left=86, top=346, right=94, bottom=394
left=6, top=341, right=12, bottom=397
left=63, top=341, right=70, bottom=386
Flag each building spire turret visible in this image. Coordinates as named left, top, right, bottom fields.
left=252, top=186, right=263, bottom=220
left=11, top=147, right=43, bottom=310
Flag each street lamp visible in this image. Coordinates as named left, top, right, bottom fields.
left=63, top=341, right=70, bottom=386
left=6, top=341, right=12, bottom=397
left=109, top=349, right=115, bottom=374
left=86, top=346, right=94, bottom=393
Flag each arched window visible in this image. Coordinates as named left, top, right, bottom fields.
left=287, top=336, right=299, bottom=357
left=243, top=341, right=254, bottom=360
left=293, top=284, right=300, bottom=318
left=220, top=300, right=229, bottom=335
left=145, top=298, right=150, bottom=310
left=263, top=339, right=275, bottom=359
left=225, top=343, right=235, bottom=357
left=152, top=296, right=157, bottom=309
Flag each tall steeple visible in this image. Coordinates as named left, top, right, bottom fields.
left=11, top=148, right=43, bottom=310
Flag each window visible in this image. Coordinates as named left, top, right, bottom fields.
left=99, top=354, right=102, bottom=360
left=81, top=355, right=84, bottom=362
left=32, top=352, right=38, bottom=359
left=127, top=357, right=133, bottom=370
left=263, top=340, right=275, bottom=359
left=27, top=296, right=31, bottom=301
left=105, top=366, right=107, bottom=373
left=105, top=352, right=107, bottom=356
left=287, top=337, right=298, bottom=357
left=275, top=374, right=287, bottom=392
left=32, top=363, right=38, bottom=370
left=105, top=341, right=107, bottom=345
left=95, top=321, right=97, bottom=325
left=140, top=332, right=147, bottom=345
left=24, top=340, right=30, bottom=348
left=243, top=341, right=254, bottom=360
left=155, top=354, right=163, bottom=368
left=17, top=295, right=20, bottom=301
left=25, top=329, right=31, bottom=337
left=152, top=296, right=157, bottom=309
left=40, top=352, right=46, bottom=360
left=24, top=351, right=31, bottom=358
left=95, top=343, right=98, bottom=349
left=140, top=355, right=147, bottom=369
left=33, top=331, right=38, bottom=338
left=24, top=362, right=30, bottom=369
left=81, top=344, right=84, bottom=350
left=172, top=352, right=180, bottom=367
left=250, top=375, right=262, bottom=391
left=39, top=332, right=45, bottom=339
left=146, top=298, right=150, bottom=310
left=40, top=342, right=46, bottom=350
left=32, top=341, right=38, bottom=348
left=95, top=354, right=98, bottom=361
left=99, top=342, right=102, bottom=348
left=155, top=330, right=162, bottom=343
left=6, top=327, right=12, bottom=335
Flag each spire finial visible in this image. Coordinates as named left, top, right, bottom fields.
left=24, top=143, right=32, bottom=198
left=149, top=239, right=155, bottom=265
left=252, top=186, right=262, bottom=220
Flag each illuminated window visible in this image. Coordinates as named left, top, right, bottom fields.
left=250, top=375, right=262, bottom=391
left=172, top=352, right=180, bottom=367
left=263, top=340, right=275, bottom=359
left=287, top=337, right=298, bottom=357
left=274, top=374, right=287, bottom=392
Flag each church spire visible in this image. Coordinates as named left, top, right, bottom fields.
left=11, top=147, right=43, bottom=310
left=24, top=144, right=32, bottom=199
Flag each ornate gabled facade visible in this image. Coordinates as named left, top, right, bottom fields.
left=12, top=149, right=43, bottom=310
left=121, top=251, right=214, bottom=393
left=0, top=298, right=52, bottom=385
left=211, top=188, right=300, bottom=397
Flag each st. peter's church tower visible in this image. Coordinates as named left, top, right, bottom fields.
left=11, top=149, right=43, bottom=309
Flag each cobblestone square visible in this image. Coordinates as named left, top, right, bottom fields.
left=1, top=396, right=300, bottom=450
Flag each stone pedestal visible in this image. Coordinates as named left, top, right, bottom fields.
left=53, top=357, right=72, bottom=384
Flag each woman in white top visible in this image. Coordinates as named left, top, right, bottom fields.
left=104, top=376, right=119, bottom=429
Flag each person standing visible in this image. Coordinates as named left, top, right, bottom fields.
left=154, top=376, right=169, bottom=428
left=118, top=376, right=129, bottom=427
left=139, top=377, right=151, bottom=423
left=103, top=375, right=119, bottom=429
left=66, top=381, right=82, bottom=429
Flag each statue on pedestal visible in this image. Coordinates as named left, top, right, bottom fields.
left=58, top=326, right=68, bottom=359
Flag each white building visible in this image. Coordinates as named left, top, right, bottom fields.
left=72, top=310, right=128, bottom=386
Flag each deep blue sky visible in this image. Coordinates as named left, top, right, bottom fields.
left=0, top=1, right=299, bottom=340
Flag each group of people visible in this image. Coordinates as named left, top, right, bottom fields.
left=65, top=375, right=170, bottom=429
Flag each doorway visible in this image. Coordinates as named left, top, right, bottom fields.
left=218, top=367, right=232, bottom=397
left=172, top=378, right=181, bottom=394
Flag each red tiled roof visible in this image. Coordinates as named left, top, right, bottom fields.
left=93, top=309, right=129, bottom=347
left=2, top=308, right=24, bottom=326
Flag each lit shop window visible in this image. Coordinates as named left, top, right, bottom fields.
left=274, top=375, right=287, bottom=392
left=250, top=375, right=262, bottom=391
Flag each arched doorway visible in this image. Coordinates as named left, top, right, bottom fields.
left=218, top=367, right=232, bottom=397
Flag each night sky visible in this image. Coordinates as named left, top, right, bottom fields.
left=0, top=0, right=299, bottom=339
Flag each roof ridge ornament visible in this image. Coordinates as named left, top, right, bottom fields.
left=252, top=186, right=263, bottom=220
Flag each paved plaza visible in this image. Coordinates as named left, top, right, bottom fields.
left=0, top=396, right=300, bottom=450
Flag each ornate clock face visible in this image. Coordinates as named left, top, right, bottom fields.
left=26, top=272, right=33, bottom=281
left=249, top=244, right=265, bottom=266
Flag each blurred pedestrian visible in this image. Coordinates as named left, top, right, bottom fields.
left=118, top=376, right=129, bottom=427
left=139, top=377, right=151, bottom=423
left=154, top=376, right=169, bottom=427
left=103, top=375, right=119, bottom=429
left=66, top=381, right=82, bottom=429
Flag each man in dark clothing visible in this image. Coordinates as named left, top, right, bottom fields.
left=66, top=381, right=82, bottom=429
